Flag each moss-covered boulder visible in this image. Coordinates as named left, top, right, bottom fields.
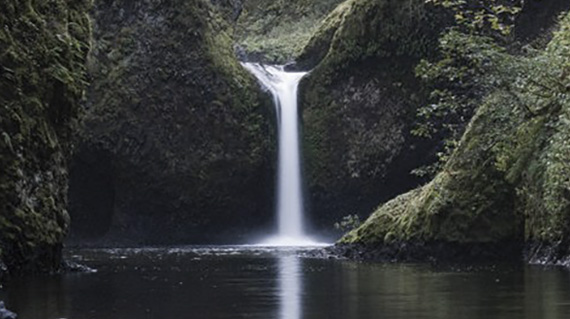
left=235, top=0, right=344, bottom=63
left=68, top=0, right=275, bottom=245
left=0, top=0, right=91, bottom=275
left=298, top=0, right=448, bottom=230
left=340, top=13, right=570, bottom=265
left=341, top=92, right=524, bottom=246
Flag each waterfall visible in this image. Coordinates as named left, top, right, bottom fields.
left=242, top=63, right=320, bottom=246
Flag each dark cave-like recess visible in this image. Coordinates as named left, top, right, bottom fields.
left=68, top=147, right=116, bottom=241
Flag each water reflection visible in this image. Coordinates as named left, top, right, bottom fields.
left=279, top=255, right=302, bottom=319
left=2, top=248, right=570, bottom=318
left=1, top=275, right=72, bottom=319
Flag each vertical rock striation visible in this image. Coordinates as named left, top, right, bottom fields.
left=0, top=0, right=92, bottom=275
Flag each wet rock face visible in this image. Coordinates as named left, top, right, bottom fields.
left=302, top=60, right=438, bottom=230
left=0, top=0, right=91, bottom=274
left=298, top=0, right=446, bottom=229
left=68, top=0, right=276, bottom=245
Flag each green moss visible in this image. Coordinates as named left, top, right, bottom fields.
left=296, top=0, right=447, bottom=225
left=235, top=0, right=344, bottom=63
left=70, top=0, right=277, bottom=243
left=342, top=12, right=570, bottom=252
left=342, top=91, right=522, bottom=245
left=0, top=0, right=91, bottom=273
left=299, top=0, right=443, bottom=72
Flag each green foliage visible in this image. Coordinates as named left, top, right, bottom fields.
left=516, top=14, right=570, bottom=244
left=411, top=139, right=458, bottom=178
left=412, top=7, right=565, bottom=170
left=334, top=214, right=362, bottom=232
left=427, top=0, right=522, bottom=36
left=412, top=0, right=522, bottom=139
left=414, top=31, right=504, bottom=141
left=235, top=0, right=344, bottom=63
left=412, top=30, right=511, bottom=176
left=343, top=90, right=523, bottom=245
left=343, top=12, right=570, bottom=252
left=301, top=0, right=439, bottom=72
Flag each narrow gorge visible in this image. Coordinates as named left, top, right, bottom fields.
left=2, top=0, right=570, bottom=318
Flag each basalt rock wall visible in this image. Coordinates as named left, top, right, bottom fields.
left=68, top=0, right=276, bottom=245
left=0, top=0, right=91, bottom=275
left=297, top=0, right=448, bottom=231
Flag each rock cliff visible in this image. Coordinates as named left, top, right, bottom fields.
left=68, top=0, right=275, bottom=245
left=0, top=0, right=91, bottom=275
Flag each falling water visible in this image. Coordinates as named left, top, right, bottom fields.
left=242, top=63, right=319, bottom=246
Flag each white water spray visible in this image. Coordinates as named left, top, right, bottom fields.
left=242, top=63, right=323, bottom=246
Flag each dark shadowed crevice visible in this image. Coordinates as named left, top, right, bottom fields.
left=68, top=146, right=116, bottom=242
left=515, top=0, right=570, bottom=43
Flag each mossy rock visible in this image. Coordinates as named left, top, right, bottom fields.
left=342, top=92, right=524, bottom=245
left=297, top=0, right=449, bottom=228
left=342, top=12, right=570, bottom=264
left=0, top=0, right=91, bottom=274
left=69, top=0, right=276, bottom=244
left=235, top=0, right=344, bottom=63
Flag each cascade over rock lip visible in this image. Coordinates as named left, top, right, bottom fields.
left=242, top=62, right=319, bottom=246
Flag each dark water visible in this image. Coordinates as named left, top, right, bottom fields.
left=2, top=247, right=570, bottom=319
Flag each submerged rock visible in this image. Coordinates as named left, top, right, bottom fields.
left=61, top=260, right=97, bottom=274
left=327, top=241, right=524, bottom=264
left=0, top=302, right=17, bottom=319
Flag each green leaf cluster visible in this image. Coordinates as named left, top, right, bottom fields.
left=342, top=12, right=570, bottom=257
left=334, top=214, right=362, bottom=232
left=427, top=0, right=522, bottom=36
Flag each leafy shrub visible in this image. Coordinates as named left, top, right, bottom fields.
left=334, top=214, right=362, bottom=232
